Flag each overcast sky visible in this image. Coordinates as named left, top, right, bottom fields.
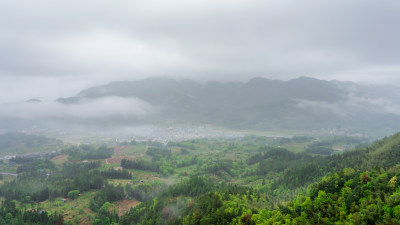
left=1, top=0, right=399, bottom=102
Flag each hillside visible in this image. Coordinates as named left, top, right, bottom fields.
left=57, top=77, right=400, bottom=134
left=119, top=169, right=400, bottom=224
left=119, top=132, right=400, bottom=225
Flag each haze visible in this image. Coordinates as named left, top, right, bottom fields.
left=3, top=1, right=400, bottom=223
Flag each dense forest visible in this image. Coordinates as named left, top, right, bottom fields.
left=119, top=167, right=400, bottom=224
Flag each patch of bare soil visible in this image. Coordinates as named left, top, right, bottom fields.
left=52, top=154, right=67, bottom=160
left=333, top=146, right=345, bottom=151
left=51, top=154, right=69, bottom=166
left=106, top=154, right=145, bottom=165
left=115, top=199, right=140, bottom=216
left=114, top=146, right=127, bottom=154
left=225, top=153, right=237, bottom=161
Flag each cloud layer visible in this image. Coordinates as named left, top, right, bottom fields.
left=0, top=0, right=399, bottom=101
left=0, top=97, right=156, bottom=120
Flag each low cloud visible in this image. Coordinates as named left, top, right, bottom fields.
left=296, top=99, right=350, bottom=117
left=296, top=92, right=400, bottom=117
left=345, top=93, right=400, bottom=115
left=0, top=96, right=156, bottom=120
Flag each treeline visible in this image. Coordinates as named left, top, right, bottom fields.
left=304, top=141, right=334, bottom=155
left=101, top=168, right=132, bottom=179
left=198, top=159, right=234, bottom=177
left=125, top=181, right=167, bottom=202
left=176, top=156, right=198, bottom=168
left=247, top=148, right=326, bottom=186
left=146, top=147, right=172, bottom=161
left=248, top=147, right=296, bottom=165
left=89, top=185, right=124, bottom=212
left=257, top=168, right=400, bottom=224
left=167, top=140, right=197, bottom=150
left=277, top=136, right=314, bottom=145
left=0, top=160, right=114, bottom=203
left=305, top=146, right=333, bottom=155
left=62, top=145, right=113, bottom=161
left=119, top=167, right=400, bottom=225
left=119, top=176, right=256, bottom=225
left=14, top=158, right=56, bottom=173
left=121, top=159, right=160, bottom=172
left=0, top=200, right=63, bottom=224
left=0, top=166, right=107, bottom=202
left=244, top=137, right=394, bottom=191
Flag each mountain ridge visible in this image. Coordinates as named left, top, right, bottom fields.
left=54, top=77, right=400, bottom=134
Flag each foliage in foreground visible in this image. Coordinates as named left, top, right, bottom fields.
left=120, top=168, right=400, bottom=225
left=0, top=200, right=64, bottom=224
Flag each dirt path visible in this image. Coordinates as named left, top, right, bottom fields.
left=52, top=154, right=67, bottom=161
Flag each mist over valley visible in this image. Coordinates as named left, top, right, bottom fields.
left=1, top=0, right=400, bottom=224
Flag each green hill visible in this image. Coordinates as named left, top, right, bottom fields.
left=119, top=132, right=400, bottom=224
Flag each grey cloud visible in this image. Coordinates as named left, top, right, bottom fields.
left=296, top=99, right=350, bottom=117
left=0, top=97, right=156, bottom=120
left=296, top=91, right=400, bottom=118
left=344, top=93, right=400, bottom=115
left=0, top=0, right=400, bottom=101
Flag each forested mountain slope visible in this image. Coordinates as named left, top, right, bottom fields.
left=57, top=77, right=400, bottom=133
left=120, top=132, right=400, bottom=224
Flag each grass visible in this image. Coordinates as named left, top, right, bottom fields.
left=113, top=145, right=147, bottom=157
left=39, top=191, right=97, bottom=225
left=281, top=142, right=309, bottom=153
left=108, top=179, right=134, bottom=186
left=0, top=175, right=15, bottom=185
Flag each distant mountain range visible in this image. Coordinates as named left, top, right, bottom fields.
left=54, top=76, right=400, bottom=135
